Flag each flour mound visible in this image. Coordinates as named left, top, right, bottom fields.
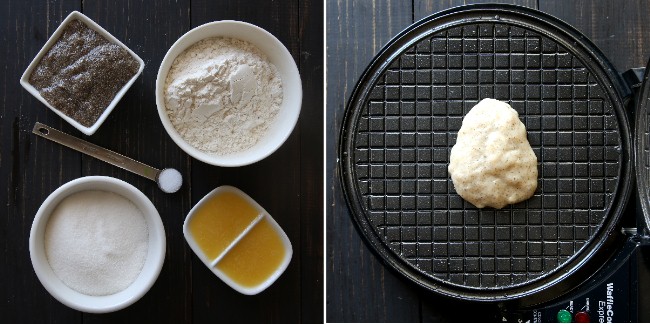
left=448, top=98, right=538, bottom=209
left=164, top=37, right=283, bottom=155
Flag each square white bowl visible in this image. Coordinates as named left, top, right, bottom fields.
left=20, top=11, right=144, bottom=136
left=182, top=185, right=293, bottom=295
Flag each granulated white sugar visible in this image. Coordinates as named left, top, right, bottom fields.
left=44, top=190, right=148, bottom=296
left=158, top=168, right=182, bottom=193
left=164, top=37, right=283, bottom=155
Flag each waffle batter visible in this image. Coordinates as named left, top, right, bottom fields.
left=448, top=98, right=538, bottom=209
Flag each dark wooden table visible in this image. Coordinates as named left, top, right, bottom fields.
left=1, top=0, right=322, bottom=323
left=326, top=0, right=650, bottom=322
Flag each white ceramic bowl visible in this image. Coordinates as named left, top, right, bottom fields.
left=183, top=186, right=292, bottom=295
left=29, top=176, right=166, bottom=313
left=20, top=11, right=144, bottom=136
left=156, top=21, right=302, bottom=167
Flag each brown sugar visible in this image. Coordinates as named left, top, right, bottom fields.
left=29, top=19, right=139, bottom=127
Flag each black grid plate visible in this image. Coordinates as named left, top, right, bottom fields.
left=339, top=5, right=632, bottom=302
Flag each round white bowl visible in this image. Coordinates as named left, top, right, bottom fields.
left=155, top=21, right=302, bottom=167
left=29, top=176, right=166, bottom=313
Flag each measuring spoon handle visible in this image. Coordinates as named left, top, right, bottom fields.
left=32, top=122, right=160, bottom=181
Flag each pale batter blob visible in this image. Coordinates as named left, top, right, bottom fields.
left=448, top=98, right=538, bottom=209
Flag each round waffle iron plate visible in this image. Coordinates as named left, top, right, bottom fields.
left=636, top=59, right=650, bottom=231
left=339, top=5, right=633, bottom=302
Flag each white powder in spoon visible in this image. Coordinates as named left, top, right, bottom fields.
left=158, top=168, right=182, bottom=193
left=44, top=190, right=148, bottom=296
left=164, top=37, right=283, bottom=155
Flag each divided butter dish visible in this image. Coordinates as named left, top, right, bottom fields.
left=20, top=11, right=144, bottom=136
left=183, top=185, right=292, bottom=295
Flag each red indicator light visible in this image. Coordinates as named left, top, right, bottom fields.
left=575, top=311, right=590, bottom=323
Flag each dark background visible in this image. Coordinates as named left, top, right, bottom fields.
left=326, top=0, right=650, bottom=322
left=1, top=0, right=323, bottom=323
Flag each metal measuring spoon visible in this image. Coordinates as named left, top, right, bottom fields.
left=32, top=122, right=182, bottom=193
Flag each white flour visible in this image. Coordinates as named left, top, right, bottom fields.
left=164, top=37, right=283, bottom=155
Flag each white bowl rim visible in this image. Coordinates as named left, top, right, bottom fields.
left=182, top=185, right=293, bottom=295
left=19, top=11, right=145, bottom=136
left=29, top=176, right=166, bottom=313
left=155, top=20, right=302, bottom=167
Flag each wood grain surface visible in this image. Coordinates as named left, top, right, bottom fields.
left=0, top=0, right=323, bottom=323
left=326, top=0, right=650, bottom=322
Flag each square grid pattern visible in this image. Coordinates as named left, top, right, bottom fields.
left=353, top=23, right=622, bottom=288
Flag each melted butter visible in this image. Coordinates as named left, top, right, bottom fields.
left=188, top=191, right=259, bottom=260
left=215, top=218, right=286, bottom=288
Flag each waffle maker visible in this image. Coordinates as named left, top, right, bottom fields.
left=338, top=4, right=650, bottom=322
